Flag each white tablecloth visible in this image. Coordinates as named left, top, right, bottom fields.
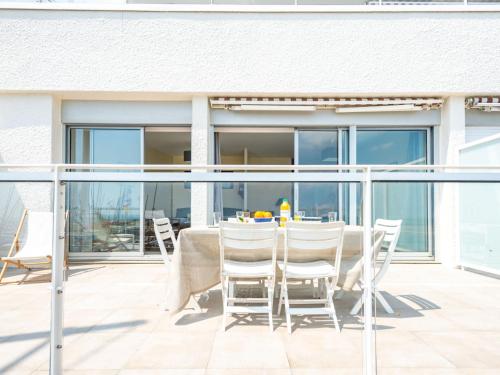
left=166, top=225, right=377, bottom=313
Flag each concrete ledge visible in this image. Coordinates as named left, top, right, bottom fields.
left=1, top=2, right=500, bottom=13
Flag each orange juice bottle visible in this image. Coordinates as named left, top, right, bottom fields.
left=280, top=198, right=291, bottom=227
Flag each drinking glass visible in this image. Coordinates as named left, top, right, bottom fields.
left=213, top=212, right=221, bottom=226
left=242, top=211, right=250, bottom=223
left=236, top=211, right=244, bottom=222
left=328, top=211, right=338, bottom=222
left=294, top=211, right=305, bottom=222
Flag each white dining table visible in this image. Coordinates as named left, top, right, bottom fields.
left=166, top=225, right=374, bottom=314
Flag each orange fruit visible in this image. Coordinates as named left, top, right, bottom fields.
left=264, top=212, right=272, bottom=218
left=255, top=211, right=265, bottom=218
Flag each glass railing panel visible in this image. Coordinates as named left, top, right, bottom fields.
left=374, top=180, right=500, bottom=374
left=67, top=181, right=142, bottom=254
left=0, top=181, right=53, bottom=373
left=212, top=180, right=365, bottom=372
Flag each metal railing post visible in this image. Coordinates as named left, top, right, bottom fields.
left=50, top=166, right=66, bottom=375
left=363, top=166, right=375, bottom=375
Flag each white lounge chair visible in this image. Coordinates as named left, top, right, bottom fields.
left=219, top=221, right=278, bottom=332
left=350, top=218, right=402, bottom=315
left=0, top=210, right=54, bottom=284
left=278, top=221, right=345, bottom=333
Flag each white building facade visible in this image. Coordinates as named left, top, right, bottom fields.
left=1, top=2, right=500, bottom=268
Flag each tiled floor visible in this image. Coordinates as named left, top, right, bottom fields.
left=1, top=263, right=499, bottom=374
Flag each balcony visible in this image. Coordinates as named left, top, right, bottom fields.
left=0, top=162, right=499, bottom=373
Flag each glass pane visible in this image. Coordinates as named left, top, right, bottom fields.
left=298, top=131, right=339, bottom=221
left=144, top=130, right=191, bottom=253
left=460, top=137, right=500, bottom=273
left=375, top=181, right=500, bottom=374
left=68, top=128, right=142, bottom=253
left=357, top=129, right=430, bottom=253
left=68, top=182, right=141, bottom=253
left=92, top=129, right=141, bottom=164
left=357, top=130, right=427, bottom=165
left=215, top=131, right=293, bottom=218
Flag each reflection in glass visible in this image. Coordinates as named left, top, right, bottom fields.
left=215, top=131, right=294, bottom=218
left=143, top=129, right=191, bottom=253
left=298, top=131, right=339, bottom=221
left=357, top=130, right=430, bottom=253
left=67, top=128, right=142, bottom=253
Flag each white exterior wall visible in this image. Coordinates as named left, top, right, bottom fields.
left=0, top=8, right=499, bottom=95
left=0, top=95, right=57, bottom=255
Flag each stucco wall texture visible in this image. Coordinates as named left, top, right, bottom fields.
left=0, top=9, right=500, bottom=95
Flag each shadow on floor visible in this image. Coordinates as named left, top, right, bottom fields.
left=174, top=288, right=442, bottom=332
left=1, top=266, right=106, bottom=285
left=0, top=319, right=147, bottom=373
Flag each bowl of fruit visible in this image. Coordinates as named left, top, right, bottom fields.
left=253, top=211, right=274, bottom=223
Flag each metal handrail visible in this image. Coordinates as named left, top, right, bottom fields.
left=2, top=163, right=500, bottom=171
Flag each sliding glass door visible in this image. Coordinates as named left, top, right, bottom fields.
left=67, top=128, right=142, bottom=254
left=296, top=130, right=348, bottom=221
left=357, top=129, right=431, bottom=254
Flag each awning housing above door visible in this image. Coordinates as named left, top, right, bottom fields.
left=210, top=97, right=443, bottom=113
left=466, top=97, right=500, bottom=112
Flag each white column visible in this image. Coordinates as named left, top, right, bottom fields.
left=190, top=96, right=213, bottom=227
left=436, top=96, right=466, bottom=267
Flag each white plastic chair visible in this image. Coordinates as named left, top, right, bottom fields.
left=278, top=221, right=345, bottom=333
left=350, top=219, right=402, bottom=315
left=152, top=217, right=177, bottom=267
left=219, top=221, right=278, bottom=332
left=0, top=211, right=54, bottom=284
left=153, top=217, right=207, bottom=311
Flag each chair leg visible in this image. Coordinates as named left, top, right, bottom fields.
left=374, top=290, right=394, bottom=314
left=326, top=277, right=340, bottom=333
left=0, top=262, right=8, bottom=284
left=350, top=282, right=365, bottom=315
left=277, top=275, right=285, bottom=316
left=191, top=294, right=202, bottom=312
left=228, top=281, right=235, bottom=306
left=267, top=277, right=274, bottom=332
left=283, top=279, right=292, bottom=334
left=350, top=295, right=363, bottom=315
left=221, top=276, right=229, bottom=331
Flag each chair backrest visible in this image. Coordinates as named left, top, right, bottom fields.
left=219, top=221, right=278, bottom=273
left=284, top=221, right=345, bottom=273
left=153, top=217, right=177, bottom=267
left=373, top=219, right=402, bottom=285
left=22, top=211, right=53, bottom=257
left=145, top=210, right=166, bottom=220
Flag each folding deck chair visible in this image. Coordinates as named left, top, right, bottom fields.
left=0, top=210, right=54, bottom=284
